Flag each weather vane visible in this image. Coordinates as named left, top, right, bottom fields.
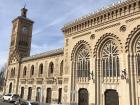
left=24, top=0, right=27, bottom=8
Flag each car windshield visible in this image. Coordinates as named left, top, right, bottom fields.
left=5, top=93, right=12, bottom=96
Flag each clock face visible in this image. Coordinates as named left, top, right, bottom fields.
left=22, top=26, right=28, bottom=33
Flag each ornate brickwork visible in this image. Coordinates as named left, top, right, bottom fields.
left=93, top=33, right=123, bottom=57
left=5, top=0, right=140, bottom=105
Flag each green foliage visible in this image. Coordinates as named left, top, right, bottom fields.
left=0, top=64, right=7, bottom=88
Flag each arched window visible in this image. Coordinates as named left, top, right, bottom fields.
left=10, top=68, right=15, bottom=78
left=23, top=66, right=27, bottom=77
left=137, top=54, right=140, bottom=76
left=9, top=82, right=12, bottom=93
left=101, top=40, right=120, bottom=78
left=49, top=62, right=54, bottom=76
left=60, top=61, right=63, bottom=76
left=74, top=44, right=90, bottom=82
left=31, top=65, right=34, bottom=76
left=39, top=63, right=43, bottom=75
left=136, top=38, right=140, bottom=76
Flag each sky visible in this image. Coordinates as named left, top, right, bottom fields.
left=0, top=0, right=121, bottom=69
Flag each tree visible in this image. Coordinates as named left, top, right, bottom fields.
left=0, top=64, right=7, bottom=91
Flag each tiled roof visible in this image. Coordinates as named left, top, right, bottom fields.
left=22, top=48, right=64, bottom=62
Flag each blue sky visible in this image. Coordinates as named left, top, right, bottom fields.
left=0, top=0, right=120, bottom=69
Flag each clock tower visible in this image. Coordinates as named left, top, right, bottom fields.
left=9, top=7, right=34, bottom=64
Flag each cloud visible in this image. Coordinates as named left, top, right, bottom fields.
left=31, top=38, right=64, bottom=55
left=0, top=0, right=120, bottom=69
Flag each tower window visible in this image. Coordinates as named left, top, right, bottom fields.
left=19, top=41, right=28, bottom=47
left=10, top=68, right=15, bottom=78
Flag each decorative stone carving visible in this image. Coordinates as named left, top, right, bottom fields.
left=64, top=86, right=68, bottom=93
left=65, top=39, right=69, bottom=46
left=126, top=16, right=140, bottom=23
left=125, top=25, right=140, bottom=52
left=95, top=23, right=120, bottom=32
left=137, top=79, right=140, bottom=84
left=93, top=33, right=123, bottom=57
left=120, top=25, right=126, bottom=32
left=136, top=38, right=140, bottom=53
left=90, top=34, right=95, bottom=40
left=73, top=32, right=91, bottom=39
left=71, top=40, right=91, bottom=60
left=63, top=94, right=67, bottom=103
left=36, top=80, right=43, bottom=84
left=121, top=69, right=127, bottom=80
left=21, top=81, right=26, bottom=84
left=47, top=80, right=53, bottom=84
left=64, top=78, right=69, bottom=84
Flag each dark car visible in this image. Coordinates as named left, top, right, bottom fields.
left=14, top=100, right=39, bottom=105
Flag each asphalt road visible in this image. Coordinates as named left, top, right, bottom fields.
left=0, top=99, right=13, bottom=105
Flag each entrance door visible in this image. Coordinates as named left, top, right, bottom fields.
left=58, top=88, right=62, bottom=104
left=105, top=90, right=119, bottom=105
left=78, top=88, right=89, bottom=105
left=27, top=87, right=32, bottom=100
left=36, top=87, right=41, bottom=102
left=46, top=88, right=51, bottom=103
left=20, top=87, right=24, bottom=98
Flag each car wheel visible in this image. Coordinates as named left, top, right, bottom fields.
left=2, top=98, right=5, bottom=102
left=8, top=98, right=10, bottom=103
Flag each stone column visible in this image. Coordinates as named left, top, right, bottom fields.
left=95, top=58, right=101, bottom=105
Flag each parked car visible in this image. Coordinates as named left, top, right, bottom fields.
left=14, top=100, right=39, bottom=105
left=3, top=93, right=20, bottom=102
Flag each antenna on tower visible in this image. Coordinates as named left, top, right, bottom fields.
left=24, top=3, right=26, bottom=8
left=21, top=0, right=28, bottom=17
left=24, top=0, right=27, bottom=8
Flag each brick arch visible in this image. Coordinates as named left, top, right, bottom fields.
left=125, top=25, right=140, bottom=53
left=93, top=33, right=123, bottom=57
left=71, top=40, right=92, bottom=61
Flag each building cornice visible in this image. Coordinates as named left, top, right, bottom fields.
left=62, top=0, right=140, bottom=36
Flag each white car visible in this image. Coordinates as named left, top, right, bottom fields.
left=3, top=93, right=20, bottom=102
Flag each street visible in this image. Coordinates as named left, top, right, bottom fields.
left=0, top=99, right=63, bottom=105
left=0, top=99, right=13, bottom=105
